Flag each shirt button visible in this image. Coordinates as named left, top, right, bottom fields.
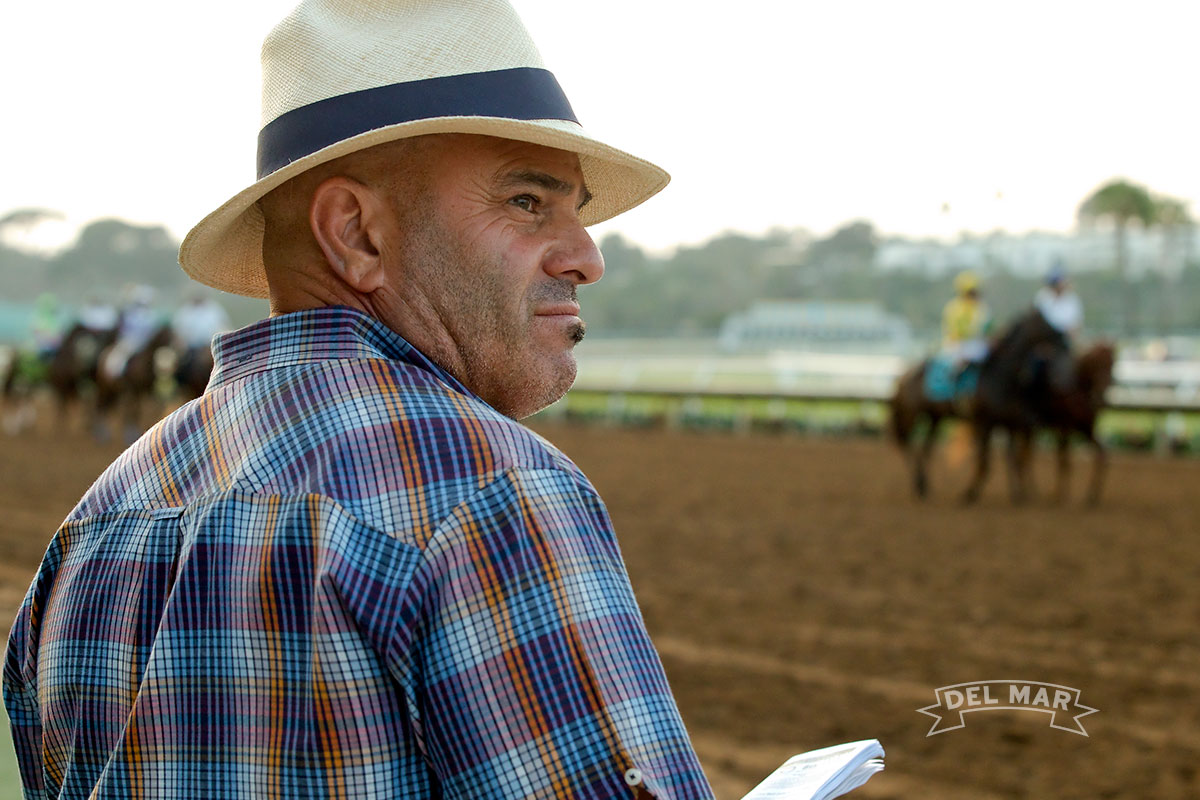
left=624, top=768, right=643, bottom=787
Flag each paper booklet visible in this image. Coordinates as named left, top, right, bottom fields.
left=740, top=739, right=885, bottom=800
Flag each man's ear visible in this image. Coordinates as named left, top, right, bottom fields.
left=309, top=176, right=387, bottom=293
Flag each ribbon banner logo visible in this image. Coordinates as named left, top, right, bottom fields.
left=919, top=681, right=1098, bottom=736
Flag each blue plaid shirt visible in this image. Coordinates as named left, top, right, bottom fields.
left=4, top=307, right=712, bottom=799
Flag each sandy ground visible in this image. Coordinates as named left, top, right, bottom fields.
left=1, top=417, right=1198, bottom=798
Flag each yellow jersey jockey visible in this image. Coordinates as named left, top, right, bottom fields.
left=942, top=270, right=991, bottom=365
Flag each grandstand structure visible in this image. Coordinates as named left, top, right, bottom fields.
left=717, top=301, right=914, bottom=354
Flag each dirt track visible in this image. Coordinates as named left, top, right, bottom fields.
left=2, top=422, right=1198, bottom=798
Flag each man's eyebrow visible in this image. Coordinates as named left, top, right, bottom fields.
left=501, top=169, right=593, bottom=211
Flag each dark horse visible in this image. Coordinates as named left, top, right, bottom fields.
left=891, top=309, right=1114, bottom=504
left=889, top=359, right=961, bottom=499
left=963, top=310, right=1114, bottom=505
left=2, top=325, right=116, bottom=434
left=47, top=323, right=118, bottom=426
left=173, top=343, right=216, bottom=403
left=95, top=324, right=175, bottom=442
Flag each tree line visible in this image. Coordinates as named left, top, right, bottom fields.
left=1, top=179, right=1195, bottom=340
left=586, top=179, right=1197, bottom=340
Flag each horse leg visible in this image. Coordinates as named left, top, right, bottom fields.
left=1053, top=430, right=1070, bottom=504
left=92, top=380, right=117, bottom=442
left=55, top=382, right=77, bottom=432
left=962, top=422, right=992, bottom=504
left=1085, top=431, right=1107, bottom=507
left=914, top=415, right=940, bottom=499
left=1006, top=428, right=1033, bottom=504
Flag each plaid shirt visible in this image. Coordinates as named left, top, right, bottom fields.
left=5, top=307, right=712, bottom=799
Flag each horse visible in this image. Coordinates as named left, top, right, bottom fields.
left=46, top=323, right=118, bottom=427
left=961, top=310, right=1114, bottom=505
left=1042, top=343, right=1114, bottom=504
left=173, top=342, right=216, bottom=403
left=888, top=359, right=963, bottom=498
left=890, top=307, right=1106, bottom=503
left=95, top=323, right=175, bottom=442
left=1, top=345, right=55, bottom=435
left=0, top=345, right=33, bottom=434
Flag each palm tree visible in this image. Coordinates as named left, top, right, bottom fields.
left=1078, top=180, right=1156, bottom=336
left=1152, top=196, right=1193, bottom=333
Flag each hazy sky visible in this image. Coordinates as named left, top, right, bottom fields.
left=2, top=1, right=1197, bottom=252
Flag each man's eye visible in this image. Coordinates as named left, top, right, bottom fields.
left=510, top=194, right=538, bottom=212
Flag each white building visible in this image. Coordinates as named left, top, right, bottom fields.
left=875, top=228, right=1198, bottom=279
left=719, top=301, right=913, bottom=353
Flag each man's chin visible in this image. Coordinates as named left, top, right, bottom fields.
left=500, top=354, right=577, bottom=420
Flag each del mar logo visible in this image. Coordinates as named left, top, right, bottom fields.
left=918, top=681, right=1098, bottom=736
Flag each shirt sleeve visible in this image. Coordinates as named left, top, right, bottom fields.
left=4, top=580, right=48, bottom=799
left=404, top=467, right=712, bottom=800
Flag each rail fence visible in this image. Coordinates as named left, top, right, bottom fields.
left=538, top=379, right=1200, bottom=455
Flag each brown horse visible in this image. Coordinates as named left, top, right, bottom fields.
left=888, top=360, right=962, bottom=498
left=47, top=323, right=118, bottom=427
left=959, top=308, right=1115, bottom=505
left=1, top=326, right=113, bottom=435
left=173, top=343, right=216, bottom=403
left=95, top=324, right=175, bottom=442
left=962, top=340, right=1114, bottom=506
left=891, top=308, right=1112, bottom=504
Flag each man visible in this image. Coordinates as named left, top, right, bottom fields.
left=170, top=293, right=231, bottom=355
left=170, top=292, right=232, bottom=397
left=932, top=270, right=991, bottom=402
left=98, top=284, right=162, bottom=383
left=1034, top=261, right=1083, bottom=340
left=1032, top=261, right=1084, bottom=393
left=4, top=2, right=711, bottom=798
left=76, top=294, right=119, bottom=335
left=941, top=270, right=990, bottom=365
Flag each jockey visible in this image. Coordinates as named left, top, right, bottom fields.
left=11, top=293, right=66, bottom=387
left=1033, top=261, right=1083, bottom=392
left=171, top=294, right=231, bottom=352
left=171, top=294, right=232, bottom=380
left=101, top=285, right=162, bottom=381
left=77, top=295, right=119, bottom=334
left=927, top=270, right=992, bottom=404
left=29, top=293, right=66, bottom=359
left=942, top=270, right=991, bottom=366
left=1034, top=261, right=1083, bottom=340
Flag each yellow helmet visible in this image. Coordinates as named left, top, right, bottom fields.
left=954, top=270, right=980, bottom=295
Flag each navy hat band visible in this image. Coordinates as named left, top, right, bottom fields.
left=256, top=67, right=579, bottom=180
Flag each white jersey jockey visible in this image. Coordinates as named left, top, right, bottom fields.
left=101, top=297, right=161, bottom=381
left=1035, top=286, right=1083, bottom=335
left=171, top=298, right=232, bottom=350
left=78, top=301, right=119, bottom=333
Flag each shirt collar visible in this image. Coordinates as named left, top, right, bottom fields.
left=207, top=306, right=475, bottom=399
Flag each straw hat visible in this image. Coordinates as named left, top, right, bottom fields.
left=180, top=0, right=669, bottom=298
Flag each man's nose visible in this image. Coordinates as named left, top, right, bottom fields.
left=544, top=220, right=605, bottom=285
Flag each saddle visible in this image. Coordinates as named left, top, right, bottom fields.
left=923, top=356, right=980, bottom=405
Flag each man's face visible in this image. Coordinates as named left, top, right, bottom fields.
left=375, top=135, right=604, bottom=419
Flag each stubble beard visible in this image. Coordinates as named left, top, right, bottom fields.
left=401, top=211, right=585, bottom=419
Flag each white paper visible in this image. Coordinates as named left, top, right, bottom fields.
left=740, top=739, right=885, bottom=800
